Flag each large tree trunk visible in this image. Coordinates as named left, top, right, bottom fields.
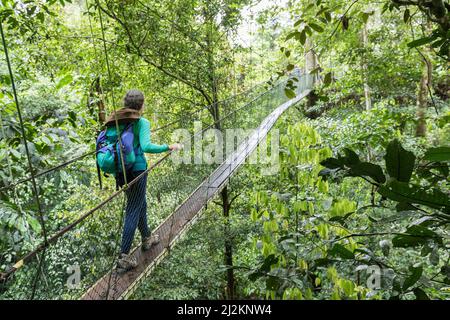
left=361, top=22, right=372, bottom=111
left=305, top=38, right=319, bottom=84
left=221, top=186, right=235, bottom=299
left=205, top=13, right=221, bottom=130
left=305, top=38, right=320, bottom=116
left=416, top=53, right=432, bottom=137
left=204, top=9, right=234, bottom=298
left=416, top=20, right=433, bottom=137
left=88, top=77, right=106, bottom=125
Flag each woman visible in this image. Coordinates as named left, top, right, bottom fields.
left=104, top=89, right=181, bottom=272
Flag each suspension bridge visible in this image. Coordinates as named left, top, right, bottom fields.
left=82, top=84, right=312, bottom=300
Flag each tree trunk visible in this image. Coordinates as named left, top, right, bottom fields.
left=361, top=23, right=372, bottom=111
left=89, top=77, right=106, bottom=125
left=205, top=14, right=221, bottom=130
left=305, top=38, right=319, bottom=84
left=221, top=186, right=235, bottom=299
left=305, top=38, right=319, bottom=112
left=416, top=54, right=431, bottom=137
left=416, top=20, right=433, bottom=137
left=203, top=9, right=234, bottom=298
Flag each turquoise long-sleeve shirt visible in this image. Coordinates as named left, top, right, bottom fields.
left=106, top=117, right=169, bottom=172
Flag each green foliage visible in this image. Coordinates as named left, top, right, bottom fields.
left=243, top=99, right=448, bottom=300
left=0, top=0, right=449, bottom=302
left=321, top=139, right=449, bottom=212
left=317, top=134, right=448, bottom=299
left=385, top=140, right=415, bottom=182
left=424, top=147, right=450, bottom=162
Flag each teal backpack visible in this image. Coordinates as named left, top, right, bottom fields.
left=95, top=122, right=138, bottom=184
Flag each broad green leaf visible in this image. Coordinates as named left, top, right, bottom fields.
left=405, top=225, right=441, bottom=244
left=423, top=146, right=450, bottom=162
left=304, top=25, right=312, bottom=36
left=27, top=215, right=42, bottom=233
left=328, top=243, right=354, bottom=259
left=348, top=162, right=386, bottom=183
left=37, top=11, right=45, bottom=23
left=396, top=202, right=417, bottom=212
left=298, top=30, right=306, bottom=45
left=286, top=31, right=300, bottom=41
left=309, top=22, right=324, bottom=33
left=261, top=254, right=278, bottom=273
left=393, top=225, right=442, bottom=248
left=431, top=38, right=446, bottom=48
left=413, top=288, right=430, bottom=300
left=392, top=234, right=427, bottom=248
left=313, top=258, right=332, bottom=267
left=403, top=266, right=423, bottom=291
left=294, top=19, right=303, bottom=27
left=304, top=3, right=315, bottom=12
left=385, top=139, right=415, bottom=182
left=361, top=12, right=369, bottom=23
left=407, top=36, right=436, bottom=48
left=323, top=72, right=332, bottom=86
left=436, top=162, right=449, bottom=177
left=343, top=148, right=360, bottom=166
left=284, top=88, right=296, bottom=99
left=403, top=9, right=410, bottom=23
left=320, top=157, right=344, bottom=169
left=378, top=180, right=450, bottom=211
left=286, top=64, right=295, bottom=71
left=56, top=74, right=73, bottom=90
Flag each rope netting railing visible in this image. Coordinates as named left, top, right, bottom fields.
left=0, top=73, right=313, bottom=299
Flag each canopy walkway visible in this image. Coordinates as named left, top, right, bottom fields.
left=82, top=87, right=311, bottom=300
left=0, top=74, right=312, bottom=300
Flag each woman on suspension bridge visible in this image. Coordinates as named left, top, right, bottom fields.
left=97, top=89, right=182, bottom=272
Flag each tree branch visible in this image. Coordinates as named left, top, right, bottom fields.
left=97, top=2, right=213, bottom=105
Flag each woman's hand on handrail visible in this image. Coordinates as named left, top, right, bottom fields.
left=169, top=143, right=183, bottom=151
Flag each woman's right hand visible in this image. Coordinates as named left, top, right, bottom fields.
left=169, top=143, right=183, bottom=151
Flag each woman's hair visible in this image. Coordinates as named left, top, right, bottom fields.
left=124, top=89, right=145, bottom=110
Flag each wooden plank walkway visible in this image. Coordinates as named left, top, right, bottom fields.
left=81, top=90, right=310, bottom=300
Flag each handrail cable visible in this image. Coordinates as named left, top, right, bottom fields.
left=0, top=18, right=50, bottom=300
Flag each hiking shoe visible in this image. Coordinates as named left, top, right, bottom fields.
left=116, top=253, right=137, bottom=273
left=142, top=234, right=160, bottom=251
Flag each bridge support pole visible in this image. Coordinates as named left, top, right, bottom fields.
left=221, top=186, right=235, bottom=299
